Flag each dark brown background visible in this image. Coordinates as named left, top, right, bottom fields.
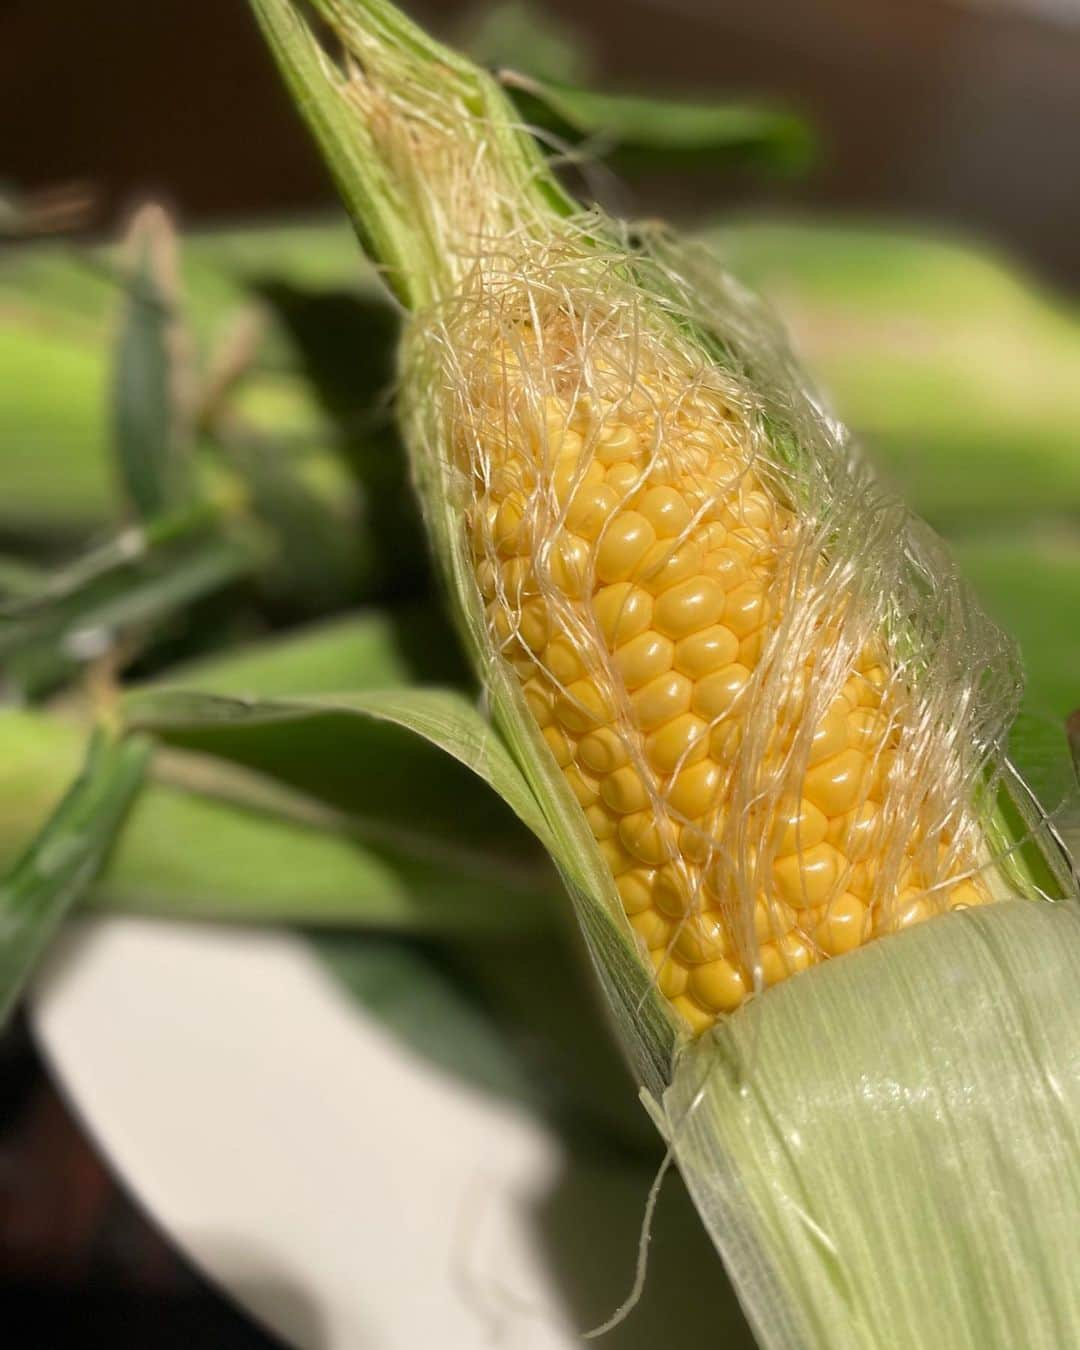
left=4, top=0, right=1080, bottom=287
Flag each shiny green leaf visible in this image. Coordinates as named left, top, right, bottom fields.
left=0, top=725, right=149, bottom=1024
left=0, top=708, right=552, bottom=933
left=0, top=507, right=261, bottom=693
left=111, top=210, right=191, bottom=519
left=503, top=74, right=814, bottom=173
left=124, top=685, right=555, bottom=854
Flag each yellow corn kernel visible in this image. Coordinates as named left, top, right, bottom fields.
left=616, top=867, right=656, bottom=915
left=518, top=598, right=549, bottom=652
left=754, top=895, right=796, bottom=943
left=674, top=911, right=731, bottom=964
left=709, top=719, right=742, bottom=761
left=652, top=862, right=695, bottom=918
left=723, top=579, right=769, bottom=639
left=692, top=663, right=751, bottom=721
left=688, top=959, right=747, bottom=1014
left=653, top=576, right=726, bottom=640
left=847, top=705, right=890, bottom=753
left=595, top=422, right=640, bottom=465
left=650, top=949, right=689, bottom=1000
left=703, top=546, right=747, bottom=590
left=613, top=630, right=674, bottom=691
left=630, top=908, right=674, bottom=948
left=494, top=492, right=529, bottom=556
left=807, top=705, right=849, bottom=765
left=593, top=582, right=653, bottom=647
left=672, top=994, right=718, bottom=1036
left=826, top=800, right=882, bottom=854
left=566, top=482, right=620, bottom=541
left=948, top=879, right=988, bottom=910
left=635, top=538, right=706, bottom=594
left=548, top=533, right=591, bottom=598
left=646, top=713, right=709, bottom=774
left=585, top=802, right=617, bottom=840
left=551, top=454, right=604, bottom=506
left=619, top=810, right=677, bottom=866
left=773, top=842, right=844, bottom=909
left=605, top=460, right=642, bottom=495
left=759, top=930, right=814, bottom=986
left=673, top=624, right=739, bottom=678
left=638, top=484, right=692, bottom=538
left=522, top=679, right=553, bottom=728
left=595, top=511, right=656, bottom=583
left=770, top=796, right=829, bottom=855
left=876, top=888, right=934, bottom=935
left=598, top=836, right=635, bottom=876
left=631, top=671, right=693, bottom=731
left=811, top=891, right=868, bottom=956
left=554, top=677, right=614, bottom=733
left=563, top=763, right=599, bottom=808
left=544, top=633, right=586, bottom=685
left=541, top=724, right=572, bottom=768
left=578, top=726, right=630, bottom=774
left=667, top=759, right=722, bottom=820
left=803, top=748, right=871, bottom=817
left=681, top=816, right=724, bottom=864
left=601, top=765, right=651, bottom=815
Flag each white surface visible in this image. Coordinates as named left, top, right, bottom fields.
left=29, top=918, right=581, bottom=1350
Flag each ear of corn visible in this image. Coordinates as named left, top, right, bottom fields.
left=249, top=1, right=1079, bottom=1343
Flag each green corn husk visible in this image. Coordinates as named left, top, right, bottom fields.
left=0, top=613, right=554, bottom=934
left=248, top=1, right=1079, bottom=1344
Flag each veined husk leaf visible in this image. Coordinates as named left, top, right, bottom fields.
left=248, top=0, right=1079, bottom=1341
left=656, top=900, right=1080, bottom=1350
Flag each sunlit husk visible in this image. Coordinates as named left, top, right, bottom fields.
left=657, top=900, right=1080, bottom=1349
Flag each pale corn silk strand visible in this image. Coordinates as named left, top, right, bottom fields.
left=402, top=211, right=1023, bottom=1033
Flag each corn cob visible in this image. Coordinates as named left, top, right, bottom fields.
left=458, top=282, right=994, bottom=1033
left=251, top=4, right=1080, bottom=1346
left=249, top=0, right=1065, bottom=1045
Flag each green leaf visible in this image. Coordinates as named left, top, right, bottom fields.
left=0, top=554, right=46, bottom=599
left=0, top=220, right=375, bottom=570
left=951, top=529, right=1080, bottom=724
left=250, top=281, right=429, bottom=598
left=124, top=686, right=556, bottom=855
left=111, top=207, right=191, bottom=519
left=0, top=507, right=260, bottom=694
left=152, top=607, right=469, bottom=696
left=0, top=709, right=553, bottom=933
left=460, top=0, right=592, bottom=86
left=0, top=317, right=116, bottom=533
left=0, top=725, right=149, bottom=1024
left=502, top=74, right=814, bottom=174
left=707, top=219, right=1080, bottom=524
